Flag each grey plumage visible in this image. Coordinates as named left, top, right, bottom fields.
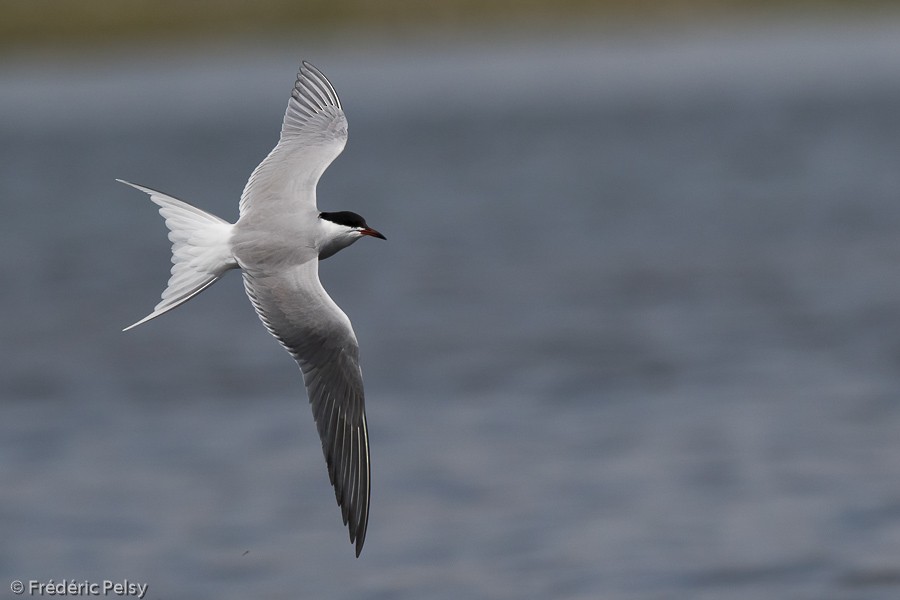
left=121, top=62, right=381, bottom=556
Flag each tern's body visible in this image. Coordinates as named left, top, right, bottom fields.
left=120, top=62, right=383, bottom=557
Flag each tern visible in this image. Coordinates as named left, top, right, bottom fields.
left=119, top=61, right=384, bottom=557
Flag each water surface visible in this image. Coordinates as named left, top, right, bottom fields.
left=3, top=22, right=900, bottom=599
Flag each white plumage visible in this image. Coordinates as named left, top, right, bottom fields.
left=121, top=61, right=384, bottom=557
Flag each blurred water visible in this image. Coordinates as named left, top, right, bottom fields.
left=4, top=21, right=900, bottom=599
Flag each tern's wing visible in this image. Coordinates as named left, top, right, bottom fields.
left=239, top=61, right=348, bottom=217
left=242, top=260, right=370, bottom=557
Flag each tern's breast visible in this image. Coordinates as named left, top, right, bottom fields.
left=231, top=214, right=318, bottom=272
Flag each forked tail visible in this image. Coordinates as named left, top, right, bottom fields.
left=118, top=180, right=237, bottom=331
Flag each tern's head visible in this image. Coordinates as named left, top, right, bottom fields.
left=318, top=211, right=386, bottom=259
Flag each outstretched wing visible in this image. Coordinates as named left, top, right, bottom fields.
left=242, top=260, right=370, bottom=556
left=239, top=61, right=348, bottom=217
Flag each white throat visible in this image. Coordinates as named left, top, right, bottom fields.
left=318, top=218, right=361, bottom=260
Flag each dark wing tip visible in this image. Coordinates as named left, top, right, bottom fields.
left=303, top=353, right=370, bottom=557
left=346, top=420, right=370, bottom=557
left=297, top=60, right=342, bottom=110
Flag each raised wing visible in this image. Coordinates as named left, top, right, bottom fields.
left=242, top=260, right=370, bottom=556
left=239, top=61, right=348, bottom=217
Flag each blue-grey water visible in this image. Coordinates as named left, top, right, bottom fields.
left=4, top=21, right=900, bottom=599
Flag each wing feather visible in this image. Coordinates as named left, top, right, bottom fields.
left=241, top=261, right=370, bottom=556
left=239, top=61, right=348, bottom=217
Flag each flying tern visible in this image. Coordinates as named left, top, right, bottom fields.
left=119, top=61, right=384, bottom=556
